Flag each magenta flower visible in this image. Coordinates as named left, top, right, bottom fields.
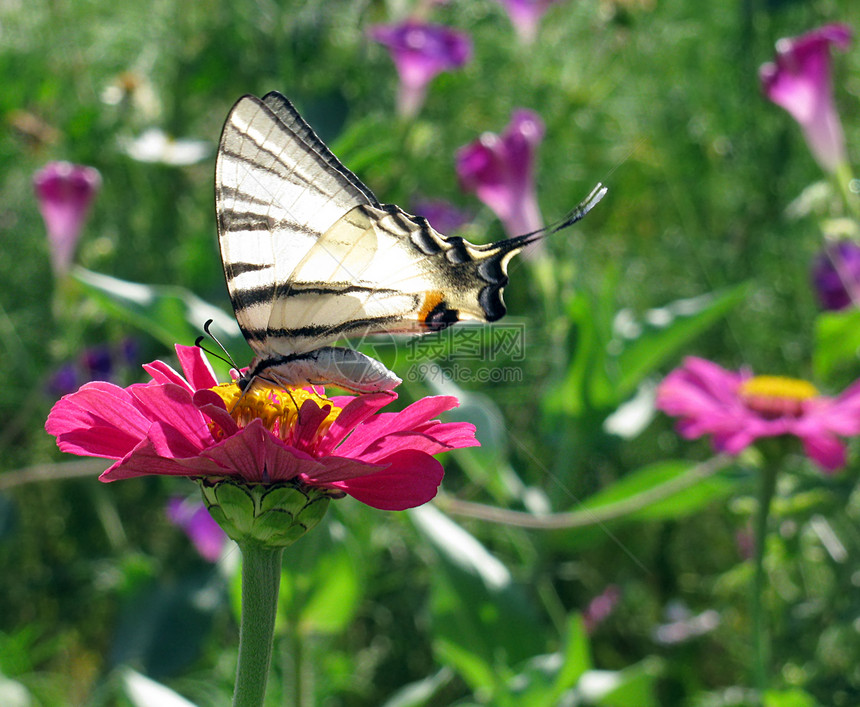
left=656, top=357, right=860, bottom=472
left=759, top=24, right=852, bottom=173
left=811, top=240, right=860, bottom=310
left=167, top=497, right=228, bottom=562
left=583, top=584, right=621, bottom=634
left=456, top=109, right=545, bottom=243
left=46, top=345, right=478, bottom=511
left=496, top=0, right=561, bottom=44
left=369, top=21, right=472, bottom=118
left=33, top=161, right=102, bottom=275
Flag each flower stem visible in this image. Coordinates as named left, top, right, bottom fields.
left=751, top=459, right=778, bottom=698
left=290, top=626, right=305, bottom=707
left=834, top=161, right=859, bottom=220
left=233, top=542, right=284, bottom=707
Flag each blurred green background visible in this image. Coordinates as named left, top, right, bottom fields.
left=2, top=0, right=860, bottom=705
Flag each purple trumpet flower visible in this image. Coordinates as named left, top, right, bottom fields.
left=33, top=161, right=101, bottom=276
left=456, top=109, right=545, bottom=246
left=759, top=24, right=852, bottom=173
left=167, top=497, right=229, bottom=563
left=369, top=20, right=472, bottom=118
left=496, top=0, right=562, bottom=44
left=812, top=240, right=860, bottom=311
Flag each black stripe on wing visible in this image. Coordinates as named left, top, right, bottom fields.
left=231, top=283, right=404, bottom=309
left=219, top=208, right=276, bottom=232
left=245, top=314, right=407, bottom=342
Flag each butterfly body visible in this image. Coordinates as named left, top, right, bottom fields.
left=216, top=91, right=605, bottom=392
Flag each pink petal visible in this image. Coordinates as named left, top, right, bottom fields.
left=175, top=344, right=219, bottom=390
left=146, top=419, right=209, bottom=459
left=193, top=389, right=240, bottom=436
left=129, top=384, right=213, bottom=449
left=336, top=395, right=461, bottom=457
left=200, top=419, right=324, bottom=482
left=302, top=456, right=387, bottom=483
left=142, top=360, right=191, bottom=389
left=46, top=381, right=152, bottom=458
left=292, top=399, right=332, bottom=452
left=355, top=424, right=479, bottom=463
left=316, top=392, right=395, bottom=455
left=799, top=432, right=846, bottom=472
left=711, top=426, right=759, bottom=455
left=410, top=419, right=480, bottom=449
left=808, top=380, right=860, bottom=436
left=100, top=434, right=224, bottom=481
left=331, top=449, right=444, bottom=510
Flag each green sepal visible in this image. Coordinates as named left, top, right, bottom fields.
left=198, top=477, right=331, bottom=547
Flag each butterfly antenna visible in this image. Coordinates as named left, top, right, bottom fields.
left=550, top=182, right=608, bottom=234
left=195, top=319, right=243, bottom=372
left=503, top=182, right=608, bottom=249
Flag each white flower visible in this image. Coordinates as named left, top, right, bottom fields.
left=121, top=128, right=210, bottom=166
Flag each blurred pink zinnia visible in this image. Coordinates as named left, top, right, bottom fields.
left=33, top=161, right=101, bottom=275
left=369, top=20, right=472, bottom=118
left=759, top=23, right=852, bottom=173
left=657, top=357, right=860, bottom=472
left=46, top=345, right=478, bottom=511
left=456, top=109, right=545, bottom=247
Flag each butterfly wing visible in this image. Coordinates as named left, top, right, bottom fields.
left=216, top=91, right=605, bottom=371
left=215, top=92, right=378, bottom=358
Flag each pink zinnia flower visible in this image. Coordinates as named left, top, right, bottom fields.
left=456, top=109, right=545, bottom=246
left=496, top=0, right=562, bottom=44
left=656, top=357, right=860, bottom=472
left=369, top=21, right=472, bottom=118
left=167, top=497, right=229, bottom=562
left=46, top=345, right=478, bottom=511
left=33, top=161, right=102, bottom=275
left=759, top=24, right=852, bottom=173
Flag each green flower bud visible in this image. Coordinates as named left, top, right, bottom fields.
left=198, top=478, right=331, bottom=547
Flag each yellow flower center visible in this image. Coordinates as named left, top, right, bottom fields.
left=209, top=383, right=342, bottom=444
left=739, top=375, right=819, bottom=418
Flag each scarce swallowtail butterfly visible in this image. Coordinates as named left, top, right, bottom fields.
left=216, top=91, right=606, bottom=393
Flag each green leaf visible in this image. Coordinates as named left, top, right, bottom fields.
left=433, top=638, right=499, bottom=696
left=555, top=614, right=592, bottom=692
left=411, top=505, right=543, bottom=685
left=578, top=657, right=663, bottom=707
left=73, top=267, right=243, bottom=353
left=763, top=688, right=818, bottom=707
left=610, top=285, right=748, bottom=405
left=298, top=544, right=361, bottom=635
left=813, top=308, right=860, bottom=382
left=546, top=292, right=605, bottom=416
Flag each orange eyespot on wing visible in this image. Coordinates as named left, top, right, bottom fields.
left=418, top=290, right=459, bottom=332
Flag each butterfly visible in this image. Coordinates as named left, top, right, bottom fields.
left=215, top=91, right=606, bottom=393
